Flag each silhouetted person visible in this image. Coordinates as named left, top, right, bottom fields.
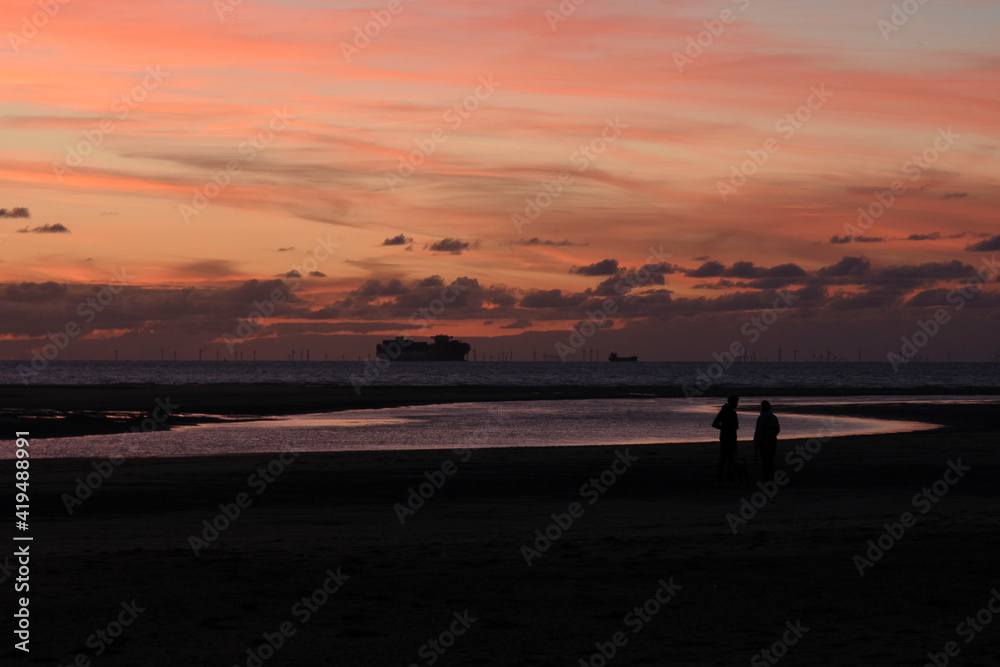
left=712, top=395, right=739, bottom=485
left=754, top=400, right=780, bottom=481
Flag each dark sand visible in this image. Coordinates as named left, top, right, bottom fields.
left=4, top=393, right=1000, bottom=665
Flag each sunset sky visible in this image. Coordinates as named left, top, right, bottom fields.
left=2, top=0, right=999, bottom=362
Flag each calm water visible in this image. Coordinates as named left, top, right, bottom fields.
left=7, top=362, right=996, bottom=459
left=20, top=396, right=954, bottom=459
left=2, top=360, right=998, bottom=389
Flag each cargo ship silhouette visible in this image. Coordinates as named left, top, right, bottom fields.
left=375, top=335, right=471, bottom=361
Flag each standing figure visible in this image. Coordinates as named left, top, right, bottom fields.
left=754, top=400, right=781, bottom=481
left=712, top=395, right=740, bottom=485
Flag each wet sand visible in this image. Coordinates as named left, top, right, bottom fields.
left=3, top=382, right=999, bottom=439
left=9, top=398, right=1000, bottom=665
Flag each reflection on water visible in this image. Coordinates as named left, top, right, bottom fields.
left=235, top=417, right=417, bottom=428
left=23, top=396, right=948, bottom=459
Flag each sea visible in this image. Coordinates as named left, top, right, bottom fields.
left=5, top=361, right=997, bottom=459
left=3, top=360, right=998, bottom=389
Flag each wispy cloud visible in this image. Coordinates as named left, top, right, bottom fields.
left=18, top=223, right=69, bottom=234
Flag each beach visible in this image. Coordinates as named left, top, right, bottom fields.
left=9, top=396, right=1000, bottom=665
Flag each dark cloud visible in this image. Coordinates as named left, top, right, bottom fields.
left=300, top=275, right=517, bottom=322
left=4, top=282, right=67, bottom=303
left=510, top=238, right=583, bottom=247
left=830, top=235, right=884, bottom=244
left=571, top=318, right=614, bottom=331
left=767, top=264, right=808, bottom=278
left=791, top=285, right=828, bottom=305
left=571, top=259, right=619, bottom=276
left=4, top=246, right=995, bottom=348
left=818, top=256, right=871, bottom=277
left=830, top=231, right=982, bottom=244
left=17, top=223, right=69, bottom=234
left=955, top=291, right=1000, bottom=309
left=520, top=289, right=585, bottom=309
left=723, top=262, right=805, bottom=280
left=418, top=276, right=445, bottom=287
left=723, top=261, right=758, bottom=278
left=686, top=261, right=806, bottom=289
left=308, top=271, right=326, bottom=278
left=355, top=278, right=407, bottom=298
left=870, top=260, right=973, bottom=287
left=899, top=231, right=983, bottom=241
left=297, top=305, right=340, bottom=319
left=592, top=262, right=676, bottom=296
left=612, top=290, right=673, bottom=315
left=382, top=234, right=412, bottom=246
left=691, top=280, right=734, bottom=290
left=665, top=291, right=779, bottom=315
left=285, top=270, right=302, bottom=278
left=828, top=289, right=903, bottom=310
left=967, top=235, right=1000, bottom=252
left=741, top=276, right=802, bottom=290
left=941, top=192, right=968, bottom=199
left=222, top=279, right=303, bottom=307
left=687, top=260, right=725, bottom=278
left=427, top=238, right=475, bottom=254
left=0, top=208, right=30, bottom=218
left=906, top=288, right=950, bottom=308
left=678, top=254, right=986, bottom=299
left=0, top=278, right=301, bottom=338
left=267, top=321, right=422, bottom=334
left=811, top=258, right=973, bottom=289
left=276, top=247, right=295, bottom=252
